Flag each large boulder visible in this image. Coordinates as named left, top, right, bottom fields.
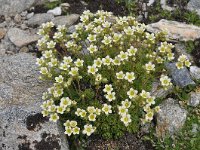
left=147, top=19, right=200, bottom=41
left=0, top=53, right=68, bottom=150
left=7, top=28, right=40, bottom=47
left=156, top=98, right=187, bottom=137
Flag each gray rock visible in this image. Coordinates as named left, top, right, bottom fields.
left=151, top=81, right=173, bottom=99
left=14, top=14, right=22, bottom=23
left=47, top=7, right=62, bottom=16
left=0, top=0, right=35, bottom=15
left=60, top=3, right=70, bottom=13
left=156, top=98, right=187, bottom=137
left=0, top=34, right=17, bottom=54
left=0, top=53, right=46, bottom=107
left=0, top=53, right=68, bottom=150
left=166, top=63, right=195, bottom=88
left=52, top=14, right=79, bottom=26
left=26, top=12, right=35, bottom=19
left=147, top=0, right=155, bottom=6
left=187, top=0, right=200, bottom=17
left=160, top=0, right=175, bottom=11
left=175, top=43, right=193, bottom=61
left=27, top=13, right=54, bottom=26
left=0, top=28, right=7, bottom=39
left=188, top=92, right=200, bottom=107
left=190, top=66, right=200, bottom=80
left=147, top=19, right=200, bottom=41
left=0, top=105, right=69, bottom=150
left=0, top=0, right=48, bottom=15
left=7, top=28, right=40, bottom=47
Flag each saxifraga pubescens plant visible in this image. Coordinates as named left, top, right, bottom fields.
left=36, top=10, right=191, bottom=139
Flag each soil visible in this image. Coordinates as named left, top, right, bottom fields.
left=70, top=133, right=155, bottom=150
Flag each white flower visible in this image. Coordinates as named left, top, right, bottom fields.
left=94, top=58, right=102, bottom=67
left=105, top=92, right=116, bottom=102
left=80, top=15, right=89, bottom=23
left=102, top=36, right=112, bottom=45
left=87, top=34, right=96, bottom=42
left=113, top=33, right=122, bottom=43
left=93, top=26, right=103, bottom=34
left=112, top=57, right=121, bottom=66
left=176, top=62, right=184, bottom=69
left=70, top=121, right=77, bottom=127
left=103, top=84, right=113, bottom=93
left=88, top=113, right=97, bottom=121
left=70, top=32, right=79, bottom=39
left=73, top=127, right=80, bottom=135
left=88, top=65, right=98, bottom=75
left=48, top=58, right=58, bottom=67
left=50, top=113, right=59, bottom=122
left=88, top=44, right=98, bottom=54
left=124, top=26, right=134, bottom=35
left=65, top=127, right=73, bottom=136
left=140, top=90, right=151, bottom=99
left=43, top=50, right=53, bottom=58
left=160, top=75, right=172, bottom=87
left=47, top=41, right=56, bottom=49
left=82, top=124, right=96, bottom=136
left=56, top=106, right=65, bottom=114
left=145, top=62, right=155, bottom=72
left=75, top=59, right=84, bottom=67
left=87, top=106, right=96, bottom=114
left=118, top=51, right=128, bottom=61
left=167, top=52, right=175, bottom=61
left=55, top=75, right=64, bottom=83
left=60, top=97, right=72, bottom=107
left=102, top=104, right=112, bottom=115
left=120, top=114, right=132, bottom=126
left=69, top=67, right=79, bottom=76
left=102, top=56, right=112, bottom=66
left=118, top=106, right=128, bottom=116
left=127, top=46, right=137, bottom=56
left=40, top=67, right=48, bottom=75
left=146, top=96, right=155, bottom=105
left=36, top=57, right=45, bottom=66
left=102, top=21, right=111, bottom=28
left=185, top=60, right=191, bottom=67
left=125, top=72, right=135, bottom=83
left=63, top=56, right=73, bottom=64
left=116, top=71, right=125, bottom=79
left=145, top=111, right=154, bottom=121
left=121, top=99, right=131, bottom=108
left=53, top=32, right=63, bottom=39
left=59, top=62, right=70, bottom=70
left=127, top=88, right=138, bottom=99
left=65, top=41, right=74, bottom=48
left=178, top=54, right=187, bottom=62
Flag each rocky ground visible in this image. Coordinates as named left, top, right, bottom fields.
left=0, top=0, right=199, bottom=150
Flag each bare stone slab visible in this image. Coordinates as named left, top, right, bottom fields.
left=147, top=19, right=200, bottom=41
left=0, top=53, right=68, bottom=150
